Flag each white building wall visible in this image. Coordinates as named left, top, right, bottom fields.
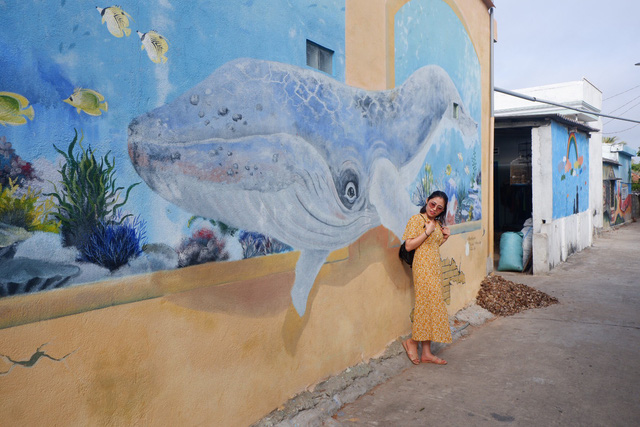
left=532, top=124, right=552, bottom=274
left=537, top=211, right=592, bottom=273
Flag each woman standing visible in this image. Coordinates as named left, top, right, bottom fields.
left=401, top=190, right=452, bottom=365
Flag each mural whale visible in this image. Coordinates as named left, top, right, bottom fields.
left=128, top=58, right=477, bottom=316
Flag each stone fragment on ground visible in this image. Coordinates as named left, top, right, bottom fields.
left=454, top=302, right=495, bottom=325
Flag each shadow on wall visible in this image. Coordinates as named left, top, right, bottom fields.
left=166, top=227, right=416, bottom=355
left=165, top=226, right=466, bottom=355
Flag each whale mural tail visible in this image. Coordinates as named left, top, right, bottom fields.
left=291, top=249, right=331, bottom=316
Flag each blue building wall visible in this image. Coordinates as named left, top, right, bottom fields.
left=552, top=121, right=589, bottom=219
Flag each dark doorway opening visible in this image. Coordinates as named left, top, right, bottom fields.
left=493, top=126, right=533, bottom=269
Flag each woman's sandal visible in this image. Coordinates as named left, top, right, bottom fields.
left=402, top=339, right=420, bottom=365
left=421, top=355, right=447, bottom=365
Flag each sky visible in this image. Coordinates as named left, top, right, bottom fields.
left=494, top=0, right=640, bottom=158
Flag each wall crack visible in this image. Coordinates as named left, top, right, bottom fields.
left=0, top=343, right=77, bottom=376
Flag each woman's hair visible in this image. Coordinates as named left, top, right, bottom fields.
left=420, top=190, right=449, bottom=225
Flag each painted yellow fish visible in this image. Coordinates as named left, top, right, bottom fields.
left=0, top=91, right=35, bottom=126
left=63, top=88, right=108, bottom=116
left=137, top=30, right=169, bottom=64
left=96, top=6, right=133, bottom=38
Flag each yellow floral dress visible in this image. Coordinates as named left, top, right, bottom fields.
left=402, top=214, right=452, bottom=344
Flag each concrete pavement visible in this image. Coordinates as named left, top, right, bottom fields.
left=331, top=222, right=640, bottom=426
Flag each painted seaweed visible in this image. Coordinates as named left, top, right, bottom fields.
left=47, top=130, right=139, bottom=248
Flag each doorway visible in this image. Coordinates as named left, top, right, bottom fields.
left=493, top=126, right=533, bottom=269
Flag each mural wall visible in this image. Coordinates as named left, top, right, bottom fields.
left=603, top=151, right=633, bottom=226
left=552, top=124, right=589, bottom=219
left=1, top=0, right=482, bottom=317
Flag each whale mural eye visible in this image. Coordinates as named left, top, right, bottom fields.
left=337, top=168, right=360, bottom=209
left=345, top=182, right=357, bottom=203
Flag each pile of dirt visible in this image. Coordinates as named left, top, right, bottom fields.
left=476, top=274, right=559, bottom=316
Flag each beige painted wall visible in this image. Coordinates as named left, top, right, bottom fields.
left=0, top=1, right=493, bottom=425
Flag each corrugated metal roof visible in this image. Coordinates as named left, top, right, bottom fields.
left=495, top=114, right=598, bottom=134
left=603, top=158, right=622, bottom=166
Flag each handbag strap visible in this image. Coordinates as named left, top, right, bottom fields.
left=420, top=214, right=443, bottom=234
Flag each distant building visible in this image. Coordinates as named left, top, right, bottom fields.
left=494, top=79, right=602, bottom=274
left=602, top=143, right=635, bottom=226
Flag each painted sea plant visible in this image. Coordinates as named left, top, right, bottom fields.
left=185, top=216, right=292, bottom=261
left=413, top=163, right=440, bottom=207
left=187, top=215, right=238, bottom=236
left=239, top=231, right=292, bottom=259
left=177, top=227, right=229, bottom=267
left=0, top=136, right=37, bottom=188
left=0, top=178, right=59, bottom=233
left=79, top=214, right=146, bottom=271
left=47, top=130, right=139, bottom=248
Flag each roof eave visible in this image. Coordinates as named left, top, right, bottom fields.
left=495, top=114, right=598, bottom=134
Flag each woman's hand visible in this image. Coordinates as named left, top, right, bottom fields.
left=424, top=219, right=436, bottom=236
left=441, top=226, right=451, bottom=244
left=425, top=220, right=436, bottom=236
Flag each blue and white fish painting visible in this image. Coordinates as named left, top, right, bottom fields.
left=128, top=58, right=478, bottom=316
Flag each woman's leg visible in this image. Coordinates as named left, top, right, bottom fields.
left=420, top=340, right=447, bottom=365
left=402, top=338, right=420, bottom=365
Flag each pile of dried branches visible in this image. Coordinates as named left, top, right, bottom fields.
left=476, top=274, right=559, bottom=316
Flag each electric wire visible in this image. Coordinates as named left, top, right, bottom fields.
left=602, top=122, right=640, bottom=135
left=606, top=93, right=640, bottom=114
left=603, top=99, right=640, bottom=125
left=603, top=84, right=640, bottom=101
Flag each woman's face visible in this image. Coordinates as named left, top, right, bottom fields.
left=426, top=197, right=446, bottom=219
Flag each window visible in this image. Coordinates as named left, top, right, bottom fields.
left=306, top=40, right=333, bottom=74
left=606, top=180, right=616, bottom=209
left=453, top=103, right=460, bottom=119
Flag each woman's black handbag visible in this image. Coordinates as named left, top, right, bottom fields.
left=398, top=242, right=415, bottom=268
left=399, top=215, right=429, bottom=268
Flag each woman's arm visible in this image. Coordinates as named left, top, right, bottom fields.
left=405, top=219, right=436, bottom=251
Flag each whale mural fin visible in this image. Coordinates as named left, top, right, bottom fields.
left=292, top=249, right=331, bottom=316
left=369, top=157, right=417, bottom=240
